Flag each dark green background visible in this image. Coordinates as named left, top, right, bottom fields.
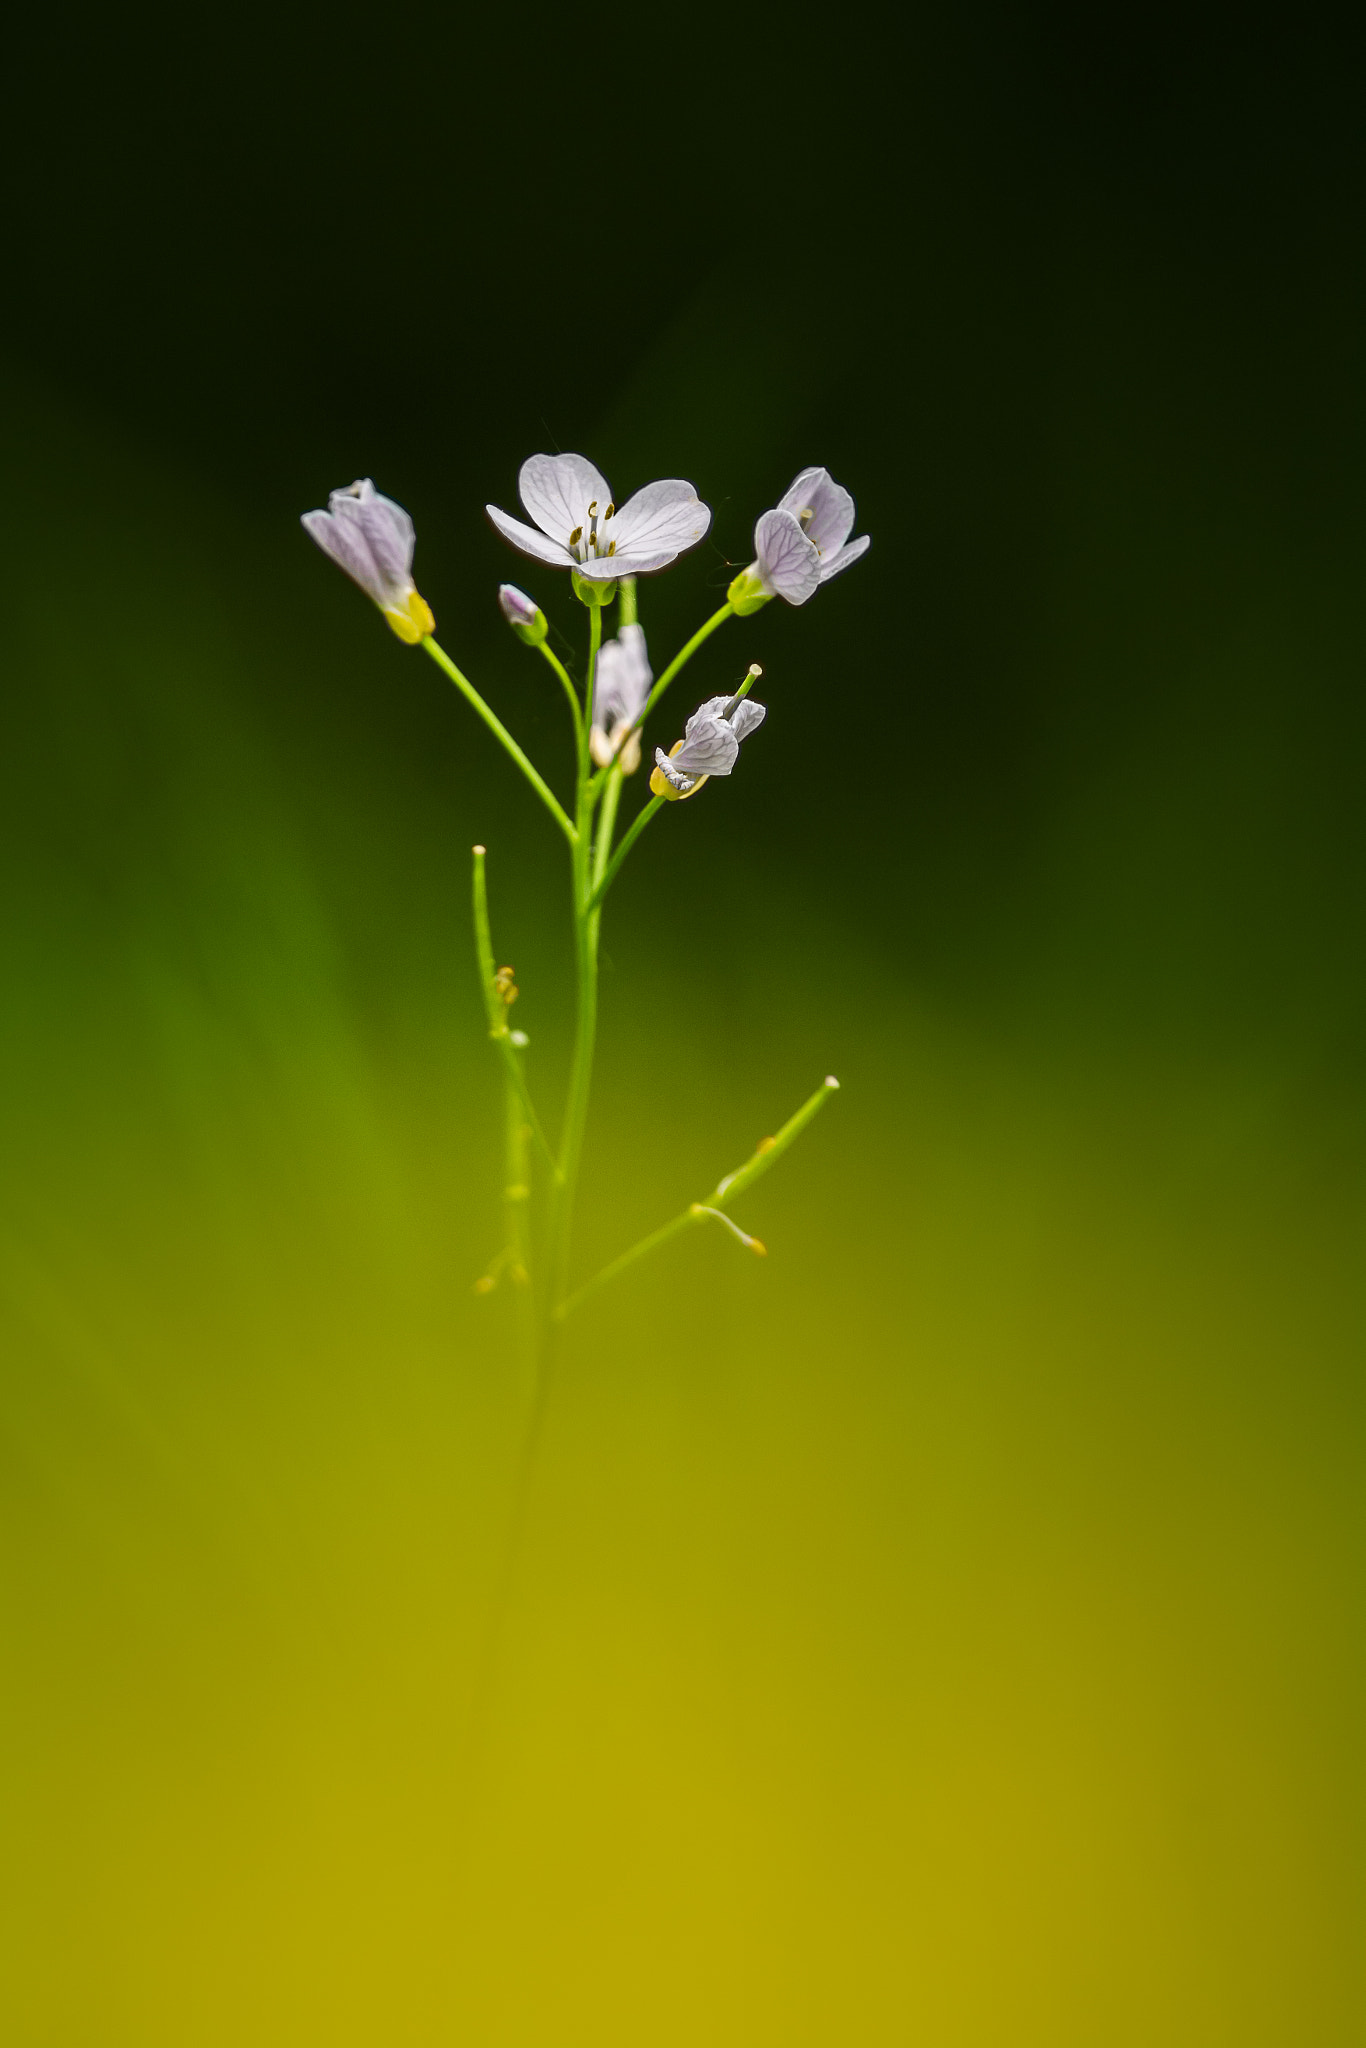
left=2, top=12, right=1361, bottom=2042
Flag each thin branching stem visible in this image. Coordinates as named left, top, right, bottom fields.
left=471, top=847, right=561, bottom=1182
left=424, top=636, right=576, bottom=845
left=555, top=1075, right=840, bottom=1319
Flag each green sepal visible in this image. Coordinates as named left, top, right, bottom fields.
left=572, top=568, right=618, bottom=608
left=510, top=610, right=548, bottom=646
left=726, top=566, right=772, bottom=617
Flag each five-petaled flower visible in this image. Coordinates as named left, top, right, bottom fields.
left=650, top=686, right=768, bottom=801
left=729, top=466, right=870, bottom=612
left=590, top=623, right=652, bottom=774
left=301, top=479, right=435, bottom=643
left=487, top=454, right=712, bottom=584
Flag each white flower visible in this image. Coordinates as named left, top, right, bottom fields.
left=301, top=479, right=434, bottom=642
left=731, top=466, right=870, bottom=609
left=486, top=453, right=712, bottom=583
left=589, top=622, right=652, bottom=773
left=650, top=689, right=767, bottom=800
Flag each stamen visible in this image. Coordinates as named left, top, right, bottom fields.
left=588, top=501, right=599, bottom=552
left=604, top=501, right=615, bottom=519
left=607, top=539, right=616, bottom=556
left=569, top=525, right=582, bottom=546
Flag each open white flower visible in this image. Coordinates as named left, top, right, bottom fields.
left=487, top=453, right=711, bottom=583
left=301, top=479, right=434, bottom=642
left=590, top=622, right=652, bottom=773
left=650, top=688, right=767, bottom=800
left=730, top=466, right=870, bottom=610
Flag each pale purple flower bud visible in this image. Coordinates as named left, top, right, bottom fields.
left=486, top=453, right=712, bottom=582
left=498, top=583, right=548, bottom=644
left=301, top=479, right=434, bottom=643
left=498, top=583, right=539, bottom=626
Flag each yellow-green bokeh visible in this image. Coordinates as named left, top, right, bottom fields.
left=4, top=20, right=1365, bottom=2027
left=1, top=365, right=1360, bottom=2043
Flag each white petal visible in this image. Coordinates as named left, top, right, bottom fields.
left=593, top=623, right=652, bottom=728
left=303, top=508, right=375, bottom=593
left=673, top=719, right=740, bottom=777
left=686, top=696, right=735, bottom=735
left=583, top=546, right=681, bottom=577
left=753, top=510, right=821, bottom=604
left=817, top=533, right=871, bottom=583
left=354, top=491, right=415, bottom=596
left=777, top=467, right=855, bottom=558
left=486, top=504, right=576, bottom=568
left=518, top=452, right=613, bottom=542
left=607, top=478, right=712, bottom=557
left=730, top=698, right=767, bottom=742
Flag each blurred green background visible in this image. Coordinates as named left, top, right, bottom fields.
left=2, top=10, right=1362, bottom=2042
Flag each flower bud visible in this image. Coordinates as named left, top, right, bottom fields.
left=498, top=583, right=548, bottom=645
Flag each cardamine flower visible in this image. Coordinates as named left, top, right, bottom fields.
left=650, top=690, right=767, bottom=800
left=487, top=453, right=711, bottom=584
left=301, top=479, right=434, bottom=643
left=729, top=466, right=870, bottom=612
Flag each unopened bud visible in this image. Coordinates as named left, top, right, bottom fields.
left=498, top=583, right=548, bottom=645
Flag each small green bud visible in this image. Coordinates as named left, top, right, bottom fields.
left=498, top=584, right=548, bottom=644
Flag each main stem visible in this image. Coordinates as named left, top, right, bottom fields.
left=547, top=600, right=605, bottom=1325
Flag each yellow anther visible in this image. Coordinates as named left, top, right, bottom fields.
left=569, top=525, right=583, bottom=546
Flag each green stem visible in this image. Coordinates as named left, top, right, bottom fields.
left=501, top=1043, right=536, bottom=1369
left=625, top=601, right=734, bottom=744
left=547, top=603, right=605, bottom=1315
left=555, top=1076, right=840, bottom=1320
left=583, top=792, right=665, bottom=916
left=536, top=639, right=584, bottom=751
left=471, top=846, right=561, bottom=1182
left=424, top=636, right=575, bottom=846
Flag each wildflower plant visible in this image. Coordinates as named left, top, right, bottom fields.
left=302, top=456, right=869, bottom=1391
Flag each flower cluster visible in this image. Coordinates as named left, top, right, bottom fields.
left=303, top=454, right=870, bottom=804
left=300, top=445, right=866, bottom=1338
